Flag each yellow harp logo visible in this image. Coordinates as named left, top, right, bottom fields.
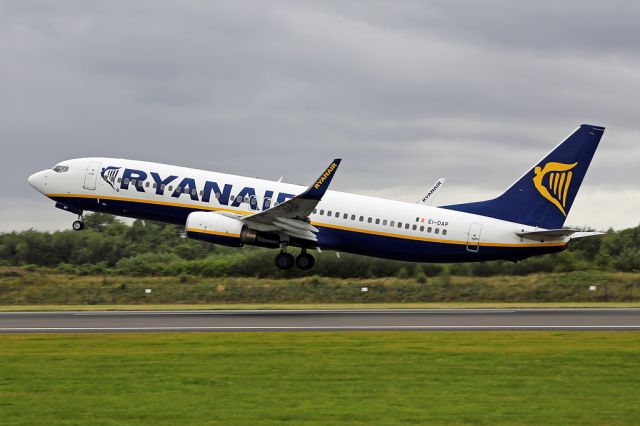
left=533, top=162, right=578, bottom=216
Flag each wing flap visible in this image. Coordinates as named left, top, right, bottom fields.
left=241, top=159, right=341, bottom=244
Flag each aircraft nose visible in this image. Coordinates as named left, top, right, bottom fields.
left=27, top=170, right=46, bottom=193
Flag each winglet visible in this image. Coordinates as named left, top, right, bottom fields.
left=299, top=159, right=342, bottom=201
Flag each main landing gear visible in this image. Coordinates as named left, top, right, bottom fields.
left=275, top=248, right=315, bottom=270
left=72, top=212, right=85, bottom=231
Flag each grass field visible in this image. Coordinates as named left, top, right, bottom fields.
left=2, top=269, right=640, bottom=305
left=1, top=332, right=639, bottom=425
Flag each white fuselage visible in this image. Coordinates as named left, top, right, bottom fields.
left=28, top=158, right=568, bottom=263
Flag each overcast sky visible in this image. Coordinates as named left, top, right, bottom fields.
left=2, top=0, right=639, bottom=232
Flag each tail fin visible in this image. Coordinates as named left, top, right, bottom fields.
left=442, top=124, right=605, bottom=229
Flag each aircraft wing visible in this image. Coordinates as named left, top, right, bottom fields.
left=241, top=159, right=341, bottom=242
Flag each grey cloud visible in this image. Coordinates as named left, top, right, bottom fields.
left=1, top=1, right=638, bottom=231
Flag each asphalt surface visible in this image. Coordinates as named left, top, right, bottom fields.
left=1, top=308, right=640, bottom=332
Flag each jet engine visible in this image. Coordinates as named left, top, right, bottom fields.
left=185, top=211, right=279, bottom=248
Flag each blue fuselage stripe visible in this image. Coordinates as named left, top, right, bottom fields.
left=53, top=196, right=564, bottom=263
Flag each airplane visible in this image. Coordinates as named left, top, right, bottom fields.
left=27, top=124, right=605, bottom=270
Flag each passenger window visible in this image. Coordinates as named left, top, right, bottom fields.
left=191, top=189, right=196, bottom=196
left=313, top=209, right=317, bottom=214
left=230, top=195, right=235, bottom=202
left=397, top=222, right=402, bottom=228
left=327, top=211, right=332, bottom=216
left=405, top=223, right=410, bottom=229
left=145, top=182, right=150, bottom=188
left=420, top=226, right=425, bottom=232
left=184, top=187, right=190, bottom=194
left=412, top=225, right=417, bottom=230
left=351, top=214, right=356, bottom=220
left=320, top=209, right=324, bottom=215
left=215, top=193, right=221, bottom=199
left=176, top=187, right=182, bottom=193
left=160, top=184, right=165, bottom=190
left=131, top=179, right=137, bottom=186
left=383, top=220, right=387, bottom=226
left=375, top=219, right=380, bottom=225
left=435, top=228, right=440, bottom=234
left=390, top=221, right=395, bottom=227
left=245, top=196, right=250, bottom=203
left=118, top=177, right=122, bottom=183
left=335, top=212, right=340, bottom=218
left=124, top=178, right=130, bottom=185
left=442, top=229, right=447, bottom=236
left=168, top=186, right=173, bottom=191
left=343, top=213, right=348, bottom=219
left=367, top=217, right=372, bottom=223
left=264, top=199, right=271, bottom=208
left=153, top=183, right=157, bottom=189
left=427, top=227, right=432, bottom=233
left=359, top=216, right=364, bottom=222
left=199, top=190, right=203, bottom=196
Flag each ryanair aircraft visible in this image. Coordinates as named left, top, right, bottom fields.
left=28, top=124, right=604, bottom=270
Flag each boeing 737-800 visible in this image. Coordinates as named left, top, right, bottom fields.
left=28, top=124, right=604, bottom=270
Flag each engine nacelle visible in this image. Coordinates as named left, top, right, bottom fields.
left=186, top=212, right=245, bottom=247
left=185, top=211, right=280, bottom=248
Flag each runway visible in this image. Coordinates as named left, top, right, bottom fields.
left=1, top=308, right=640, bottom=332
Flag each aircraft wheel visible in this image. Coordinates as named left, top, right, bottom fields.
left=275, top=252, right=295, bottom=270
left=72, top=220, right=85, bottom=231
left=296, top=252, right=315, bottom=270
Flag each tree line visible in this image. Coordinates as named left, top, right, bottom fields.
left=1, top=213, right=639, bottom=278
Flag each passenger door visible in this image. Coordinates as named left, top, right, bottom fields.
left=466, top=223, right=482, bottom=253
left=83, top=161, right=101, bottom=190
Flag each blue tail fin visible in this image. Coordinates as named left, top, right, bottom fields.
left=442, top=124, right=605, bottom=229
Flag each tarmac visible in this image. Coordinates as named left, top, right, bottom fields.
left=1, top=308, right=640, bottom=332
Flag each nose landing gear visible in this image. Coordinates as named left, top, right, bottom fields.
left=72, top=212, right=85, bottom=231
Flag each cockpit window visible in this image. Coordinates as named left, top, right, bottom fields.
left=52, top=165, right=69, bottom=173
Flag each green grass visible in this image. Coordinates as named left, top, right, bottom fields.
left=2, top=269, right=640, bottom=305
left=1, top=332, right=639, bottom=425
left=1, top=302, right=640, bottom=312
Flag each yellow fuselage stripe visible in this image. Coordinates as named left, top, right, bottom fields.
left=48, top=193, right=567, bottom=249
left=186, top=228, right=241, bottom=238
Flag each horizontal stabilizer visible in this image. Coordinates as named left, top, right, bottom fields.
left=570, top=231, right=605, bottom=239
left=515, top=229, right=580, bottom=242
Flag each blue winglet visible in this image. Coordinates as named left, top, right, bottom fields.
left=299, top=159, right=342, bottom=201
